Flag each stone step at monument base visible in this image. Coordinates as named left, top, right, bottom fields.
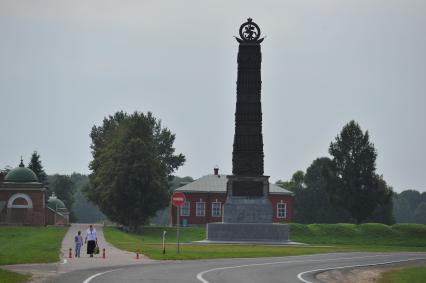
left=207, top=223, right=289, bottom=242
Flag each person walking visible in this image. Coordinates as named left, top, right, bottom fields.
left=74, top=230, right=83, bottom=258
left=85, top=224, right=97, bottom=258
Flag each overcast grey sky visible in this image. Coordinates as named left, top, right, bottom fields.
left=1, top=0, right=425, bottom=192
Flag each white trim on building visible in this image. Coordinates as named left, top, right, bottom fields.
left=7, top=193, right=33, bottom=209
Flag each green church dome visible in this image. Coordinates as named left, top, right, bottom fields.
left=47, top=193, right=66, bottom=210
left=4, top=160, right=39, bottom=183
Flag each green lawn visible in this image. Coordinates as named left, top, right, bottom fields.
left=0, top=269, right=30, bottom=283
left=0, top=226, right=67, bottom=265
left=290, top=223, right=426, bottom=247
left=103, top=223, right=426, bottom=260
left=379, top=266, right=426, bottom=283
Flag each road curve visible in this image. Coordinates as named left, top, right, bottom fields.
left=49, top=252, right=426, bottom=283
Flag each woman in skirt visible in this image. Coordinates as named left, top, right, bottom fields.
left=85, top=224, right=97, bottom=257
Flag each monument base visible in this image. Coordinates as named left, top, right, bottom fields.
left=223, top=197, right=272, bottom=223
left=224, top=175, right=272, bottom=223
left=207, top=223, right=289, bottom=242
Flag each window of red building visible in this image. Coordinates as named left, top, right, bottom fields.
left=196, top=201, right=205, bottom=216
left=180, top=201, right=190, bottom=216
left=277, top=202, right=287, bottom=219
left=212, top=202, right=221, bottom=217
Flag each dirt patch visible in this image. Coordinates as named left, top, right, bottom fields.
left=317, top=268, right=384, bottom=283
left=316, top=260, right=426, bottom=283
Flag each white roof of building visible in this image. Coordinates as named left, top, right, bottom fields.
left=175, top=174, right=293, bottom=195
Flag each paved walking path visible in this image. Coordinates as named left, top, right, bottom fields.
left=59, top=223, right=154, bottom=272
left=3, top=223, right=154, bottom=282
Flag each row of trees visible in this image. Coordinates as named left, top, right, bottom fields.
left=1, top=110, right=187, bottom=228
left=2, top=114, right=424, bottom=227
left=24, top=152, right=78, bottom=221
left=393, top=190, right=426, bottom=224
left=277, top=121, right=394, bottom=224
left=84, top=113, right=400, bottom=228
left=30, top=154, right=109, bottom=223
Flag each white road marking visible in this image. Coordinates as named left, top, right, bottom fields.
left=196, top=254, right=387, bottom=283
left=196, top=254, right=426, bottom=283
left=82, top=268, right=123, bottom=283
left=297, top=257, right=426, bottom=283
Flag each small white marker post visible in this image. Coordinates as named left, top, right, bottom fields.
left=162, top=230, right=166, bottom=254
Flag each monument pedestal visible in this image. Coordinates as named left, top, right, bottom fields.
left=207, top=223, right=289, bottom=242
left=206, top=175, right=289, bottom=242
left=223, top=175, right=272, bottom=223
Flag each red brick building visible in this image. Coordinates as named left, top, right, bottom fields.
left=171, top=170, right=294, bottom=226
left=0, top=160, right=69, bottom=226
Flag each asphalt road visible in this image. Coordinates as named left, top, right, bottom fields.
left=49, top=252, right=426, bottom=283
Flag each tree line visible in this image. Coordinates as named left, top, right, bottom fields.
left=393, top=190, right=426, bottom=224
left=2, top=113, right=425, bottom=227
left=277, top=120, right=425, bottom=225
left=0, top=144, right=189, bottom=226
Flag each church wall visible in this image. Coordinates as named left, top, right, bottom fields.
left=45, top=208, right=55, bottom=225
left=0, top=190, right=45, bottom=225
left=45, top=208, right=68, bottom=226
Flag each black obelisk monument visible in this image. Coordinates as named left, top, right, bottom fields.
left=207, top=19, right=289, bottom=242
left=223, top=18, right=272, bottom=223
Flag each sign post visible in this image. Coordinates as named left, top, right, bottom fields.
left=177, top=207, right=180, bottom=254
left=162, top=230, right=167, bottom=254
left=171, top=192, right=186, bottom=254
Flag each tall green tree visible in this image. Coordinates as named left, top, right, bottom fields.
left=303, top=157, right=351, bottom=223
left=276, top=170, right=305, bottom=193
left=279, top=160, right=351, bottom=224
left=393, top=193, right=413, bottom=223
left=0, top=168, right=8, bottom=182
left=85, top=111, right=185, bottom=230
left=168, top=176, right=194, bottom=192
left=28, top=151, right=48, bottom=186
left=328, top=120, right=392, bottom=223
left=366, top=176, right=394, bottom=224
left=70, top=173, right=107, bottom=223
left=48, top=174, right=76, bottom=221
left=414, top=202, right=426, bottom=224
left=399, top=190, right=422, bottom=212
left=393, top=190, right=426, bottom=224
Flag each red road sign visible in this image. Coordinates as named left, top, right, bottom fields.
left=171, top=192, right=186, bottom=207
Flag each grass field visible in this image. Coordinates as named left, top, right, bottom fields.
left=379, top=265, right=426, bottom=283
left=0, top=226, right=67, bottom=265
left=290, top=223, right=426, bottom=247
left=103, top=223, right=426, bottom=260
left=0, top=269, right=30, bottom=283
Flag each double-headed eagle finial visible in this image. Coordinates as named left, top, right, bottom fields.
left=236, top=18, right=264, bottom=44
